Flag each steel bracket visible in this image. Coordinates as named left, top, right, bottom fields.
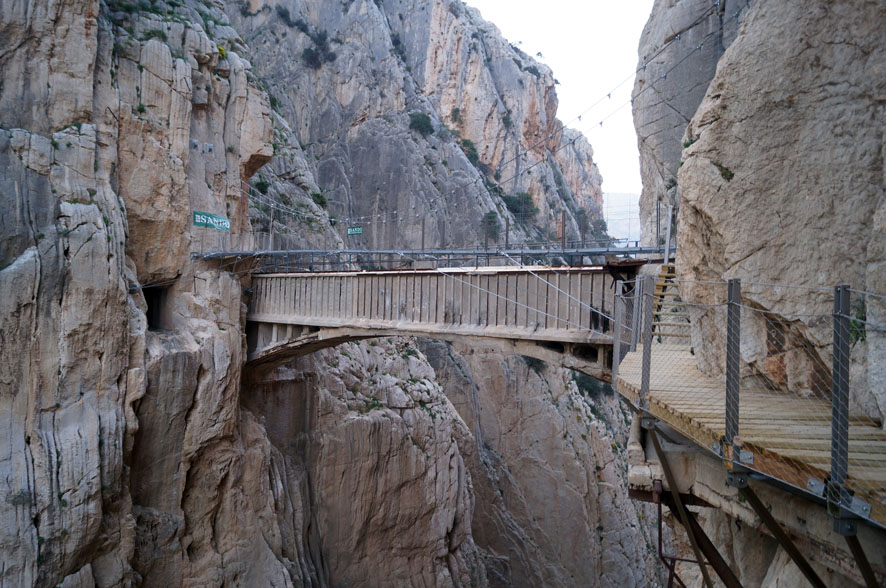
left=807, top=478, right=826, bottom=497
left=727, top=471, right=749, bottom=489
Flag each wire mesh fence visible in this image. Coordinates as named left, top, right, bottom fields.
left=613, top=271, right=886, bottom=528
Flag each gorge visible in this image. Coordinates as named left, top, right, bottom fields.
left=1, top=0, right=884, bottom=586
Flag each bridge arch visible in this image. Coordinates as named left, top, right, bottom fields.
left=246, top=323, right=612, bottom=382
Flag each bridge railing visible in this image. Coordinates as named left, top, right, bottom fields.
left=613, top=275, right=886, bottom=529
left=188, top=180, right=668, bottom=263
left=249, top=266, right=618, bottom=346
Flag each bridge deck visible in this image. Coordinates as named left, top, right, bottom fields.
left=616, top=345, right=886, bottom=528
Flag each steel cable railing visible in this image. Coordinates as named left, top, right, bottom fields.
left=187, top=179, right=668, bottom=263
left=612, top=273, right=886, bottom=529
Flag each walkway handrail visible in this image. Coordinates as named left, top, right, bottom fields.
left=612, top=274, right=886, bottom=532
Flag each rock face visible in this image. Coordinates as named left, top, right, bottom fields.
left=1, top=0, right=274, bottom=583
left=244, top=341, right=486, bottom=587
left=2, top=0, right=657, bottom=587
left=632, top=0, right=886, bottom=585
left=631, top=0, right=749, bottom=245
left=230, top=0, right=605, bottom=250
left=676, top=0, right=886, bottom=420
left=420, top=341, right=660, bottom=587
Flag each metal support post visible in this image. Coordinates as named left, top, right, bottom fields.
left=269, top=207, right=276, bottom=251
left=653, top=481, right=745, bottom=588
left=421, top=217, right=426, bottom=251
left=560, top=210, right=567, bottom=251
left=664, top=204, right=674, bottom=266
left=844, top=535, right=880, bottom=588
left=656, top=200, right=661, bottom=246
left=631, top=278, right=643, bottom=352
left=649, top=430, right=715, bottom=588
left=640, top=275, right=655, bottom=409
left=739, top=486, right=827, bottom=588
left=612, top=280, right=624, bottom=390
left=725, top=278, right=741, bottom=462
left=505, top=217, right=510, bottom=250
left=830, top=284, right=854, bottom=530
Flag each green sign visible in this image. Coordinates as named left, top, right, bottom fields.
left=347, top=226, right=363, bottom=236
left=192, top=211, right=230, bottom=232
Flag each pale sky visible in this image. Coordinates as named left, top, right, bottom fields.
left=465, top=1, right=654, bottom=239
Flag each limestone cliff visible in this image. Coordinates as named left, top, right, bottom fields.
left=631, top=0, right=749, bottom=245
left=633, top=0, right=886, bottom=585
left=1, top=0, right=655, bottom=586
left=676, top=0, right=886, bottom=423
left=1, top=0, right=277, bottom=583
left=420, top=341, right=660, bottom=586
left=228, top=0, right=605, bottom=250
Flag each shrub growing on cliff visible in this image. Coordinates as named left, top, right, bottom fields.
left=276, top=5, right=296, bottom=27
left=573, top=371, right=611, bottom=399
left=390, top=33, right=406, bottom=60
left=502, top=192, right=538, bottom=219
left=142, top=28, right=167, bottom=43
left=520, top=355, right=545, bottom=374
left=301, top=29, right=337, bottom=69
left=253, top=178, right=270, bottom=194
left=302, top=48, right=323, bottom=69
left=713, top=162, right=734, bottom=181
left=460, top=139, right=479, bottom=165
left=310, top=191, right=327, bottom=208
left=481, top=211, right=500, bottom=241
left=408, top=112, right=434, bottom=136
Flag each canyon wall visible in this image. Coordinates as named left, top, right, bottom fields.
left=631, top=0, right=749, bottom=245
left=634, top=0, right=886, bottom=585
left=676, top=0, right=886, bottom=421
left=2, top=0, right=660, bottom=587
left=229, top=0, right=604, bottom=250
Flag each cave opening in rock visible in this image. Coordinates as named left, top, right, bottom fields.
left=144, top=286, right=169, bottom=331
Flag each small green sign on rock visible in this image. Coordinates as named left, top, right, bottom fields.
left=192, top=211, right=231, bottom=232
left=347, top=226, right=363, bottom=236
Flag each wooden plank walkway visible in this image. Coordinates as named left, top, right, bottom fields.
left=616, top=344, right=886, bottom=528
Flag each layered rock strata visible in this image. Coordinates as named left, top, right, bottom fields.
left=632, top=0, right=749, bottom=245
left=1, top=0, right=661, bottom=586
left=633, top=0, right=886, bottom=585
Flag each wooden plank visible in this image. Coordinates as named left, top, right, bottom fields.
left=527, top=272, right=539, bottom=329
left=460, top=273, right=470, bottom=325
left=739, top=437, right=886, bottom=452
left=398, top=275, right=408, bottom=321
left=515, top=274, right=528, bottom=328
left=507, top=274, right=518, bottom=327
left=579, top=273, right=591, bottom=330
left=467, top=275, right=478, bottom=326
left=498, top=274, right=509, bottom=327
left=569, top=272, right=581, bottom=330
left=616, top=343, right=886, bottom=527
